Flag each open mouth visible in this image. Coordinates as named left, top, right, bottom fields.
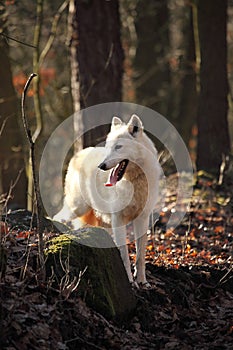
left=105, top=159, right=129, bottom=187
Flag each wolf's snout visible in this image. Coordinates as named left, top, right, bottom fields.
left=98, top=162, right=107, bottom=171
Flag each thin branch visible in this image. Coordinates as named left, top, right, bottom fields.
left=218, top=267, right=233, bottom=286
left=39, top=0, right=69, bottom=67
left=0, top=32, right=36, bottom=48
left=65, top=335, right=104, bottom=350
left=26, top=0, right=44, bottom=213
left=21, top=73, right=45, bottom=280
left=21, top=73, right=37, bottom=144
left=0, top=116, right=9, bottom=137
left=103, top=43, right=114, bottom=72
left=32, top=0, right=44, bottom=144
left=68, top=0, right=83, bottom=152
left=2, top=168, right=24, bottom=213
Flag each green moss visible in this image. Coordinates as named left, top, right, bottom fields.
left=45, top=228, right=136, bottom=320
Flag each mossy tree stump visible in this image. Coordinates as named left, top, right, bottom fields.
left=45, top=227, right=136, bottom=321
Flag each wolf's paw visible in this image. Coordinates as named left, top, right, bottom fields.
left=130, top=280, right=152, bottom=289
left=138, top=281, right=151, bottom=289
left=130, top=281, right=139, bottom=289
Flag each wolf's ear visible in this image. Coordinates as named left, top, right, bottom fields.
left=111, top=116, right=122, bottom=129
left=127, top=114, right=143, bottom=137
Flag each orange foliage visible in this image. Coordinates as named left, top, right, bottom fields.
left=5, top=0, right=15, bottom=5
left=13, top=68, right=56, bottom=96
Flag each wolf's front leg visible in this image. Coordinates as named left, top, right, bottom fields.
left=133, top=215, right=149, bottom=285
left=111, top=215, right=133, bottom=283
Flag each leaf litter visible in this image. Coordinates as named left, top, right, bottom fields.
left=0, top=172, right=232, bottom=349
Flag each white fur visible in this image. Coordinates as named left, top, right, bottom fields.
left=54, top=115, right=161, bottom=285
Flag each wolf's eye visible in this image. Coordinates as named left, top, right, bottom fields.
left=115, top=144, right=122, bottom=150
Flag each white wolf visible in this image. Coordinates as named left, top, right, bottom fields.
left=54, top=114, right=161, bottom=286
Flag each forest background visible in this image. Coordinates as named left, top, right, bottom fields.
left=1, top=1, right=233, bottom=348
left=0, top=0, right=233, bottom=212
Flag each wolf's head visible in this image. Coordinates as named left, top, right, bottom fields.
left=109, top=114, right=143, bottom=139
left=98, top=114, right=144, bottom=186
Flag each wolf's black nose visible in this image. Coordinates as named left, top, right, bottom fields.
left=98, top=162, right=107, bottom=170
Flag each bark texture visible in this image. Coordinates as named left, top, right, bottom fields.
left=70, top=0, right=124, bottom=147
left=197, top=0, right=230, bottom=173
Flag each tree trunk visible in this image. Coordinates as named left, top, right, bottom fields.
left=0, top=6, right=27, bottom=209
left=133, top=0, right=170, bottom=116
left=196, top=0, right=230, bottom=174
left=177, top=4, right=197, bottom=149
left=69, top=0, right=124, bottom=147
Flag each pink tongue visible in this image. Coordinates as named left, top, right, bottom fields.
left=104, top=165, right=119, bottom=187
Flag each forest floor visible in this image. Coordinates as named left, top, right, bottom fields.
left=0, top=172, right=233, bottom=350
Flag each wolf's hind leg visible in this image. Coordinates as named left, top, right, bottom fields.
left=53, top=200, right=78, bottom=223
